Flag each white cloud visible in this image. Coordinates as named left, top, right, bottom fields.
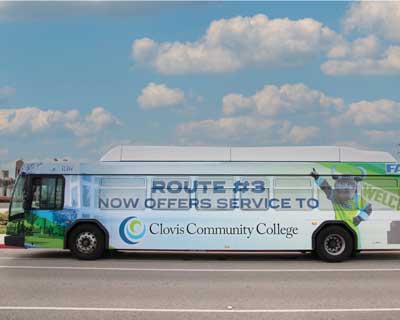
left=222, top=93, right=253, bottom=115
left=137, top=82, right=185, bottom=109
left=222, top=83, right=344, bottom=117
left=177, top=82, right=400, bottom=148
left=132, top=9, right=400, bottom=77
left=343, top=2, right=400, bottom=41
left=326, top=35, right=380, bottom=59
left=132, top=38, right=157, bottom=63
left=364, top=129, right=400, bottom=143
left=331, top=99, right=400, bottom=127
left=132, top=14, right=340, bottom=74
left=323, top=3, right=400, bottom=76
left=177, top=116, right=321, bottom=146
left=178, top=116, right=276, bottom=139
left=333, top=140, right=369, bottom=150
left=177, top=116, right=282, bottom=145
left=0, top=106, right=120, bottom=137
left=288, top=126, right=320, bottom=144
left=322, top=45, right=400, bottom=75
left=0, top=86, right=16, bottom=104
left=177, top=83, right=340, bottom=145
left=0, top=107, right=78, bottom=133
left=65, top=107, right=121, bottom=136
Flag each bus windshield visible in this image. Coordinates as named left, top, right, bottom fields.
left=9, top=175, right=26, bottom=219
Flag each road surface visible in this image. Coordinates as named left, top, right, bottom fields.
left=1, top=249, right=400, bottom=319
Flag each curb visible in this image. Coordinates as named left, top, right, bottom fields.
left=0, top=244, right=23, bottom=249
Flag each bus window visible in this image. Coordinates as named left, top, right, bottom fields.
left=275, top=177, right=313, bottom=188
left=364, top=178, right=398, bottom=188
left=315, top=176, right=398, bottom=211
left=9, top=175, right=26, bottom=219
left=99, top=188, right=146, bottom=210
left=317, top=176, right=358, bottom=211
left=151, top=177, right=190, bottom=210
left=98, top=176, right=146, bottom=210
left=361, top=179, right=399, bottom=211
left=240, top=177, right=269, bottom=210
left=274, top=189, right=314, bottom=210
left=31, top=176, right=64, bottom=210
left=196, top=177, right=235, bottom=210
left=101, top=177, right=146, bottom=188
left=274, top=177, right=313, bottom=211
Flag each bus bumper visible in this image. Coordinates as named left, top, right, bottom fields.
left=4, top=235, right=25, bottom=248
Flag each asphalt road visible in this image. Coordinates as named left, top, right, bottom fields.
left=1, top=249, right=400, bottom=320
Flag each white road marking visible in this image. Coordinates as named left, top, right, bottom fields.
left=1, top=265, right=400, bottom=272
left=0, top=306, right=400, bottom=313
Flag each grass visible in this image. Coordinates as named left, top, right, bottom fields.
left=0, top=225, right=6, bottom=234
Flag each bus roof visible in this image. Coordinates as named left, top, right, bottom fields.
left=100, top=145, right=396, bottom=163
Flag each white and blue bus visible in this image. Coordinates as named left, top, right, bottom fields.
left=5, top=146, right=400, bottom=261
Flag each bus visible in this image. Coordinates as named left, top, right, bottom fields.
left=5, top=145, right=400, bottom=262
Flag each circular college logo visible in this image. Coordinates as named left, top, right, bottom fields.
left=119, top=216, right=146, bottom=244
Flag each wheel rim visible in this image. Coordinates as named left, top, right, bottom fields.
left=324, top=234, right=346, bottom=256
left=76, top=231, right=97, bottom=254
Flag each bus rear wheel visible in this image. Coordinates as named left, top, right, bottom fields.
left=69, top=224, right=105, bottom=260
left=315, top=226, right=353, bottom=262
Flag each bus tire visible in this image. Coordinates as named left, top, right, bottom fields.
left=68, top=224, right=105, bottom=260
left=315, top=226, right=353, bottom=262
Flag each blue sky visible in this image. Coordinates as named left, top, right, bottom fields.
left=1, top=1, right=400, bottom=170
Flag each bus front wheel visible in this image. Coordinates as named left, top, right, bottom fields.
left=69, top=224, right=105, bottom=260
left=315, top=226, right=353, bottom=262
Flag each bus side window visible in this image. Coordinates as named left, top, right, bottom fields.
left=274, top=177, right=313, bottom=211
left=151, top=177, right=190, bottom=210
left=196, top=176, right=235, bottom=211
left=361, top=178, right=399, bottom=211
left=317, top=176, right=399, bottom=211
left=98, top=176, right=146, bottom=210
left=31, top=176, right=64, bottom=210
left=317, top=176, right=362, bottom=211
left=240, top=177, right=269, bottom=211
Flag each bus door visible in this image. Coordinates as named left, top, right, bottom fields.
left=24, top=175, right=65, bottom=248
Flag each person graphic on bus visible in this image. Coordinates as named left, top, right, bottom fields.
left=310, top=167, right=373, bottom=238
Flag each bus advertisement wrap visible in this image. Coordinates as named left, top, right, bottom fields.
left=11, top=160, right=400, bottom=251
